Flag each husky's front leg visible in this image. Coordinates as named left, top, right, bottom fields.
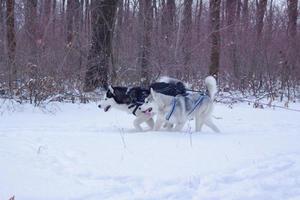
left=154, top=114, right=164, bottom=131
left=145, top=117, right=154, bottom=130
left=133, top=117, right=144, bottom=131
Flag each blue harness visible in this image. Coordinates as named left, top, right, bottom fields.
left=165, top=95, right=207, bottom=121
left=165, top=97, right=177, bottom=120
left=187, top=95, right=206, bottom=116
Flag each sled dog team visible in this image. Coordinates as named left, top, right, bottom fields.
left=98, top=76, right=220, bottom=133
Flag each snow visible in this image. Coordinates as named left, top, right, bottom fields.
left=1, top=101, right=300, bottom=200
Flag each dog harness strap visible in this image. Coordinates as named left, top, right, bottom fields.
left=166, top=97, right=176, bottom=121
left=132, top=105, right=139, bottom=116
left=128, top=104, right=138, bottom=116
left=128, top=104, right=135, bottom=109
left=187, top=95, right=206, bottom=116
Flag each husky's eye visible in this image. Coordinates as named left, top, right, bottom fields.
left=139, top=107, right=141, bottom=110
left=104, top=98, right=107, bottom=101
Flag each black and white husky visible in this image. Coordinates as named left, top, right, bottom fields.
left=141, top=76, right=220, bottom=132
left=98, top=77, right=187, bottom=131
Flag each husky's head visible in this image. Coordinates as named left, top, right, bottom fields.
left=98, top=86, right=116, bottom=112
left=139, top=95, right=154, bottom=116
left=140, top=88, right=171, bottom=114
left=98, top=86, right=132, bottom=112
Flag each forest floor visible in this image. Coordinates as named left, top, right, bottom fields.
left=1, top=100, right=300, bottom=200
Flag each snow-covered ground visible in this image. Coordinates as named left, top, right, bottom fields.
left=1, top=101, right=300, bottom=200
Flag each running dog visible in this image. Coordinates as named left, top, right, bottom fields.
left=98, top=77, right=187, bottom=131
left=141, top=76, right=220, bottom=132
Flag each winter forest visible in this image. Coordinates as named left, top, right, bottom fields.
left=1, top=1, right=300, bottom=200
left=0, top=0, right=299, bottom=103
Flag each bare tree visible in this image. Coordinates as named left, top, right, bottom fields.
left=84, top=0, right=119, bottom=91
left=195, top=0, right=203, bottom=42
left=60, top=0, right=66, bottom=36
left=25, top=0, right=38, bottom=64
left=236, top=0, right=241, bottom=22
left=226, top=0, right=238, bottom=78
left=0, top=0, right=5, bottom=60
left=242, top=0, right=249, bottom=30
left=161, top=0, right=175, bottom=43
left=266, top=0, right=273, bottom=42
left=226, top=0, right=236, bottom=25
left=79, top=0, right=84, bottom=31
left=52, top=0, right=57, bottom=36
left=181, top=0, right=193, bottom=79
left=6, top=0, right=16, bottom=88
left=113, top=0, right=124, bottom=83
left=138, top=0, right=152, bottom=86
left=84, top=0, right=90, bottom=37
left=0, top=0, right=299, bottom=102
left=287, top=0, right=298, bottom=40
left=283, top=0, right=299, bottom=99
left=208, top=0, right=221, bottom=77
left=66, top=0, right=75, bottom=45
left=255, top=0, right=268, bottom=40
left=40, top=0, right=51, bottom=42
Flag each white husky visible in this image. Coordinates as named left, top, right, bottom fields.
left=141, top=76, right=220, bottom=132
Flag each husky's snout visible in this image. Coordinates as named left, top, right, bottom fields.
left=98, top=104, right=111, bottom=112
left=142, top=107, right=152, bottom=113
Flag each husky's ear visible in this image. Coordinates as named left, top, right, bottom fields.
left=108, top=85, right=114, bottom=94
left=150, top=88, right=157, bottom=100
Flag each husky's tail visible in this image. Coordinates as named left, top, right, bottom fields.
left=205, top=76, right=217, bottom=100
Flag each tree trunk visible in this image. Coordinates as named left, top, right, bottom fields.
left=66, top=0, right=81, bottom=44
left=266, top=0, right=273, bottom=42
left=209, top=0, right=221, bottom=78
left=6, top=0, right=16, bottom=89
left=25, top=0, right=38, bottom=64
left=181, top=0, right=192, bottom=80
left=38, top=0, right=43, bottom=22
left=84, top=0, right=91, bottom=39
left=124, top=0, right=130, bottom=23
left=226, top=0, right=238, bottom=78
left=66, top=0, right=74, bottom=45
left=40, top=0, right=51, bottom=41
left=161, top=0, right=175, bottom=44
left=0, top=0, right=4, bottom=60
left=286, top=0, right=298, bottom=85
left=195, top=0, right=203, bottom=42
left=80, top=0, right=84, bottom=31
left=74, top=0, right=80, bottom=36
left=59, top=0, right=66, bottom=37
left=153, top=0, right=158, bottom=19
left=287, top=0, right=298, bottom=39
left=52, top=0, right=56, bottom=36
left=226, top=0, right=236, bottom=26
left=84, top=0, right=119, bottom=91
left=138, top=0, right=152, bottom=87
left=113, top=0, right=124, bottom=83
left=255, top=0, right=267, bottom=40
left=242, top=0, right=249, bottom=30
left=236, top=0, right=241, bottom=22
